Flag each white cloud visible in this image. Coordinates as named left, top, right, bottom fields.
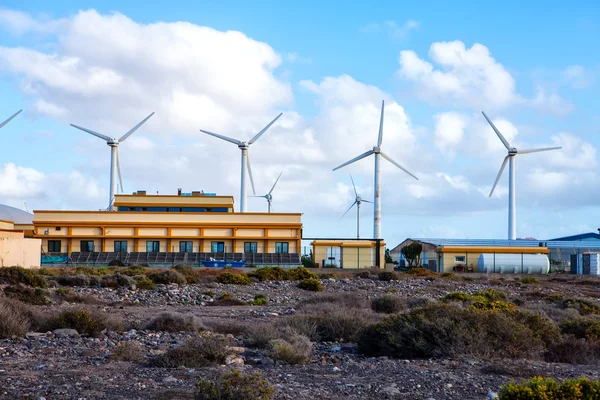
left=0, top=9, right=67, bottom=35
left=0, top=163, right=45, bottom=198
left=531, top=86, right=575, bottom=116
left=433, top=112, right=467, bottom=155
left=360, top=19, right=420, bottom=39
left=397, top=41, right=517, bottom=109
left=562, top=65, right=595, bottom=89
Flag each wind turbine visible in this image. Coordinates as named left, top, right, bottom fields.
left=483, top=111, right=561, bottom=240
left=342, top=174, right=372, bottom=239
left=333, top=100, right=418, bottom=239
left=70, top=112, right=155, bottom=211
left=0, top=110, right=22, bottom=129
left=200, top=113, right=283, bottom=212
left=252, top=171, right=283, bottom=213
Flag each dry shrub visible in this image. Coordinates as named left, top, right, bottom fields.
left=297, top=278, right=324, bottom=292
left=559, top=298, right=600, bottom=315
left=39, top=267, right=63, bottom=276
left=55, top=275, right=90, bottom=287
left=101, top=274, right=135, bottom=288
left=149, top=270, right=187, bottom=285
left=4, top=285, right=49, bottom=305
left=371, top=295, right=407, bottom=314
left=250, top=294, right=269, bottom=306
left=120, top=266, right=148, bottom=277
left=245, top=323, right=280, bottom=348
left=204, top=319, right=251, bottom=336
left=545, top=335, right=600, bottom=364
left=277, top=316, right=320, bottom=342
left=0, top=266, right=48, bottom=288
left=405, top=268, right=438, bottom=277
left=75, top=266, right=114, bottom=276
left=135, top=276, right=157, bottom=290
left=44, top=308, right=124, bottom=335
left=210, top=297, right=248, bottom=306
left=267, top=331, right=313, bottom=365
left=298, top=292, right=368, bottom=309
left=354, top=269, right=380, bottom=279
left=358, top=303, right=557, bottom=360
left=248, top=266, right=317, bottom=282
left=216, top=272, right=251, bottom=285
left=480, top=362, right=541, bottom=378
left=195, top=369, right=273, bottom=400
left=521, top=276, right=540, bottom=284
left=560, top=317, right=600, bottom=340
left=172, top=265, right=201, bottom=283
left=378, top=271, right=398, bottom=281
left=523, top=302, right=581, bottom=323
left=145, top=312, right=206, bottom=332
left=111, top=341, right=145, bottom=362
left=0, top=297, right=32, bottom=338
left=151, top=334, right=232, bottom=368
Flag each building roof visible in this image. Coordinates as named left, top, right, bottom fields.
left=409, top=237, right=600, bottom=250
left=0, top=204, right=33, bottom=225
left=549, top=232, right=600, bottom=241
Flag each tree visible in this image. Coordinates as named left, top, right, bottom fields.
left=301, top=250, right=315, bottom=268
left=384, top=248, right=393, bottom=264
left=401, top=242, right=422, bottom=268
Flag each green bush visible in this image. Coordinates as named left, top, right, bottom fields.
left=134, top=276, right=156, bottom=290
left=297, top=278, right=324, bottom=292
left=560, top=318, right=600, bottom=341
left=470, top=299, right=516, bottom=311
left=46, top=309, right=107, bottom=335
left=75, top=266, right=113, bottom=276
left=357, top=303, right=556, bottom=360
left=521, top=276, right=540, bottom=284
left=172, top=265, right=201, bottom=283
left=286, top=267, right=319, bottom=281
left=55, top=287, right=73, bottom=297
left=499, top=376, right=600, bottom=400
left=559, top=298, right=600, bottom=315
left=474, top=288, right=509, bottom=302
left=216, top=272, right=251, bottom=285
left=151, top=334, right=232, bottom=368
left=100, top=274, right=135, bottom=288
left=4, top=285, right=49, bottom=305
left=406, top=268, right=438, bottom=277
left=443, top=291, right=472, bottom=302
left=378, top=271, right=398, bottom=281
left=39, top=268, right=61, bottom=276
left=149, top=270, right=187, bottom=285
left=0, top=267, right=48, bottom=288
left=371, top=295, right=406, bottom=314
left=120, top=266, right=147, bottom=277
left=248, top=266, right=289, bottom=282
left=195, top=369, right=273, bottom=400
left=55, top=274, right=90, bottom=287
left=251, top=294, right=269, bottom=306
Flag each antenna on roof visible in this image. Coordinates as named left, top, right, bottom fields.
left=24, top=202, right=29, bottom=213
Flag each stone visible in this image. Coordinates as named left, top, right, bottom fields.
left=381, top=385, right=401, bottom=396
left=53, top=329, right=79, bottom=337
left=225, top=355, right=244, bottom=366
left=487, top=392, right=499, bottom=399
left=162, top=376, right=178, bottom=383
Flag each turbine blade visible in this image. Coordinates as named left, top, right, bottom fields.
left=341, top=200, right=357, bottom=218
left=489, top=155, right=510, bottom=197
left=249, top=113, right=283, bottom=144
left=200, top=129, right=242, bottom=145
left=332, top=150, right=374, bottom=171
left=0, top=109, right=22, bottom=129
left=380, top=151, right=419, bottom=180
left=518, top=146, right=562, bottom=154
left=70, top=123, right=112, bottom=142
left=246, top=151, right=256, bottom=195
left=268, top=171, right=283, bottom=195
left=377, top=100, right=384, bottom=146
left=481, top=111, right=511, bottom=150
left=116, top=147, right=124, bottom=193
left=119, top=112, right=155, bottom=142
left=349, top=173, right=358, bottom=198
left=362, top=199, right=373, bottom=204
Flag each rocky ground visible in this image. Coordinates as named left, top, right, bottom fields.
left=1, top=272, right=600, bottom=400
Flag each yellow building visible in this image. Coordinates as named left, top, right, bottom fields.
left=311, top=239, right=386, bottom=269
left=33, top=190, right=303, bottom=266
left=0, top=205, right=41, bottom=269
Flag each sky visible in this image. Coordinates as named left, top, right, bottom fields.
left=0, top=1, right=599, bottom=250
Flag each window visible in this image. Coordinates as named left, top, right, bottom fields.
left=211, top=241, right=225, bottom=252
left=179, top=241, right=193, bottom=252
left=80, top=240, right=94, bottom=252
left=455, top=256, right=465, bottom=263
left=48, top=240, right=61, bottom=252
left=55, top=227, right=61, bottom=231
left=275, top=242, right=289, bottom=254
left=244, top=242, right=257, bottom=253
left=146, top=241, right=160, bottom=252
left=114, top=241, right=128, bottom=253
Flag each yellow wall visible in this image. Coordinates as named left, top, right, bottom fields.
left=437, top=246, right=550, bottom=273
left=311, top=240, right=386, bottom=269
left=0, top=237, right=41, bottom=269
left=236, top=228, right=265, bottom=237
left=0, top=220, right=15, bottom=230
left=114, top=193, right=234, bottom=209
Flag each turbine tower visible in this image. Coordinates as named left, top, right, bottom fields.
left=333, top=100, right=418, bottom=239
left=483, top=111, right=561, bottom=240
left=70, top=112, right=155, bottom=211
left=341, top=174, right=372, bottom=239
left=200, top=113, right=283, bottom=212
left=252, top=171, right=283, bottom=213
left=0, top=110, right=22, bottom=129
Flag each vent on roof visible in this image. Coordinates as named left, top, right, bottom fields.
left=137, top=190, right=146, bottom=196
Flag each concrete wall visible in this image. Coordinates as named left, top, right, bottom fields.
left=0, top=236, right=41, bottom=269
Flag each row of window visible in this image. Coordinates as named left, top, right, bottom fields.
left=47, top=240, right=290, bottom=254
left=117, top=207, right=229, bottom=212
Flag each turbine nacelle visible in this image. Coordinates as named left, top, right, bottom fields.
left=372, top=146, right=381, bottom=153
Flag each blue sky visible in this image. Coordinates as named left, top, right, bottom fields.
left=0, top=1, right=599, bottom=248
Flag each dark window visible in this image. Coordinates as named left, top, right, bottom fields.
left=80, top=240, right=94, bottom=252
left=169, top=207, right=182, bottom=212
left=55, top=227, right=61, bottom=231
left=244, top=242, right=258, bottom=253
left=179, top=241, right=193, bottom=252
left=48, top=240, right=61, bottom=252
left=275, top=242, right=289, bottom=254
left=146, top=241, right=160, bottom=252
left=114, top=241, right=128, bottom=253
left=211, top=241, right=225, bottom=252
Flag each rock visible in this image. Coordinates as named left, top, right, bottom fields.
left=381, top=384, right=401, bottom=396
left=487, top=391, right=499, bottom=399
left=26, top=332, right=46, bottom=338
left=162, top=376, right=178, bottom=383
left=225, top=355, right=244, bottom=366
left=53, top=329, right=79, bottom=337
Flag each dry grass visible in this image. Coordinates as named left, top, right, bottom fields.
left=204, top=319, right=251, bottom=336
left=545, top=335, right=600, bottom=365
left=111, top=341, right=145, bottom=362
left=145, top=312, right=206, bottom=332
left=151, top=334, right=233, bottom=368
left=0, top=297, right=32, bottom=338
left=267, top=331, right=313, bottom=365
left=371, top=295, right=408, bottom=314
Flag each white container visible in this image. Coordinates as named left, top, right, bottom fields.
left=478, top=253, right=549, bottom=274
left=589, top=253, right=600, bottom=276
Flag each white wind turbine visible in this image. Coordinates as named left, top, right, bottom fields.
left=0, top=110, right=22, bottom=129
left=252, top=171, right=283, bottom=213
left=70, top=112, right=155, bottom=211
left=200, top=113, right=283, bottom=212
left=333, top=100, right=418, bottom=239
left=341, top=174, right=372, bottom=239
left=483, top=111, right=562, bottom=240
